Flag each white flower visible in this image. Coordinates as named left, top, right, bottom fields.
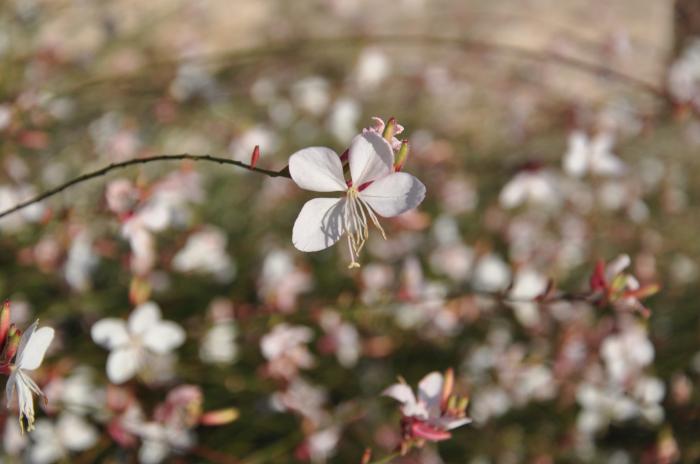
left=5, top=320, right=55, bottom=433
left=199, top=322, right=238, bottom=365
left=289, top=132, right=426, bottom=267
left=28, top=414, right=98, bottom=464
left=601, top=324, right=654, bottom=384
left=563, top=131, right=626, bottom=178
left=383, top=371, right=471, bottom=442
left=171, top=227, right=235, bottom=283
left=499, top=168, right=560, bottom=209
left=260, top=324, right=314, bottom=380
left=91, top=302, right=185, bottom=384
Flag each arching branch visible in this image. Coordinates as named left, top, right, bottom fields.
left=0, top=154, right=291, bottom=220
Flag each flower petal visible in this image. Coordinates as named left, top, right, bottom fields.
left=359, top=172, right=426, bottom=217
left=143, top=321, right=186, bottom=354
left=382, top=383, right=416, bottom=405
left=349, top=132, right=394, bottom=185
left=499, top=175, right=528, bottom=209
left=5, top=371, right=16, bottom=408
left=292, top=197, right=346, bottom=252
left=563, top=131, right=588, bottom=177
left=289, top=147, right=347, bottom=192
left=418, top=371, right=444, bottom=415
left=128, top=302, right=161, bottom=336
left=16, top=326, right=54, bottom=371
left=106, top=347, right=141, bottom=384
left=91, top=319, right=130, bottom=350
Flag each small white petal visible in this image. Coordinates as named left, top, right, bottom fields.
left=106, top=347, right=141, bottom=384
left=91, top=319, right=129, bottom=349
left=382, top=383, right=416, bottom=405
left=292, top=197, right=346, bottom=252
left=17, top=326, right=54, bottom=371
left=128, top=302, right=161, bottom=336
left=143, top=322, right=186, bottom=354
left=441, top=416, right=472, bottom=430
left=349, top=132, right=394, bottom=185
left=58, top=414, right=98, bottom=451
left=289, top=147, right=347, bottom=192
left=5, top=371, right=16, bottom=408
left=359, top=172, right=426, bottom=217
left=418, top=372, right=444, bottom=414
left=563, top=131, right=588, bottom=177
left=499, top=175, right=529, bottom=209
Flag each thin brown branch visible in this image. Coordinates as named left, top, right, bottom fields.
left=0, top=154, right=291, bottom=220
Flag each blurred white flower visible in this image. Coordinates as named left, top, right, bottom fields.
left=668, top=39, right=700, bottom=107
left=601, top=324, right=654, bottom=384
left=258, top=249, right=312, bottom=313
left=507, top=268, right=548, bottom=327
left=229, top=125, right=280, bottom=164
left=499, top=167, right=560, bottom=209
left=289, top=132, right=425, bottom=267
left=91, top=302, right=185, bottom=384
left=383, top=370, right=471, bottom=442
left=308, top=426, right=341, bottom=463
left=472, top=254, right=511, bottom=292
left=0, top=184, right=44, bottom=232
left=328, top=97, right=360, bottom=143
left=43, top=366, right=103, bottom=416
left=261, top=324, right=314, bottom=380
left=5, top=320, right=55, bottom=433
left=199, top=322, right=238, bottom=365
left=319, top=311, right=360, bottom=368
left=172, top=227, right=235, bottom=283
left=28, top=414, right=98, bottom=463
left=291, top=76, right=330, bottom=116
left=563, top=131, right=626, bottom=178
left=354, top=48, right=390, bottom=91
left=64, top=231, right=99, bottom=292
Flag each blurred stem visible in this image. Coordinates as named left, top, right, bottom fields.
left=0, top=154, right=291, bottom=220
left=63, top=34, right=668, bottom=101
left=368, top=451, right=400, bottom=464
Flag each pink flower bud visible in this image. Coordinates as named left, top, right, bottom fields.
left=200, top=408, right=240, bottom=426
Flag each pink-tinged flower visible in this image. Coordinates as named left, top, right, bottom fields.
left=261, top=324, right=314, bottom=380
left=91, top=302, right=186, bottom=384
left=289, top=131, right=425, bottom=268
left=563, top=131, right=626, bottom=178
left=589, top=254, right=659, bottom=317
left=4, top=320, right=55, bottom=433
left=383, top=369, right=470, bottom=454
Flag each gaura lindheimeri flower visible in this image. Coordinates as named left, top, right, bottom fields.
left=5, top=320, right=55, bottom=433
left=289, top=131, right=426, bottom=268
left=91, top=302, right=186, bottom=384
left=563, top=131, right=626, bottom=178
left=589, top=254, right=659, bottom=317
left=382, top=369, right=470, bottom=454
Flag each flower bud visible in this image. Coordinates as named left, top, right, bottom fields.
left=2, top=325, right=21, bottom=364
left=394, top=140, right=409, bottom=172
left=0, top=301, right=11, bottom=352
left=360, top=448, right=372, bottom=464
left=200, top=407, right=240, bottom=426
left=250, top=145, right=260, bottom=169
left=129, top=276, right=151, bottom=305
left=382, top=117, right=397, bottom=141
left=440, top=368, right=454, bottom=412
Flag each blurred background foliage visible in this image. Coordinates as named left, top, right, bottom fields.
left=1, top=0, right=700, bottom=463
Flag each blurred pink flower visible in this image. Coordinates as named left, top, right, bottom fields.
left=383, top=369, right=470, bottom=453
